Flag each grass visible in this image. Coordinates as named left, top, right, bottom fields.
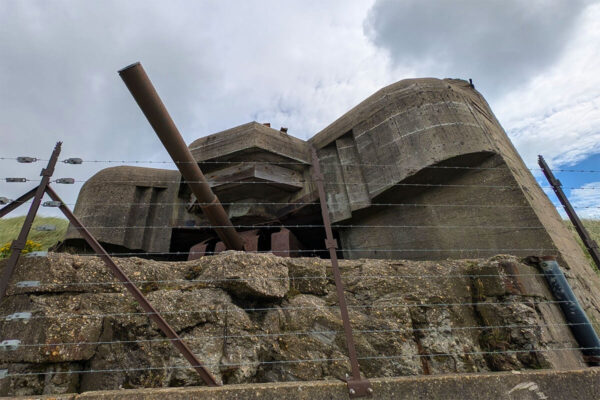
left=564, top=219, right=600, bottom=270
left=0, top=216, right=68, bottom=251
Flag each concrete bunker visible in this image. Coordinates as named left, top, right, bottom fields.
left=60, top=78, right=585, bottom=275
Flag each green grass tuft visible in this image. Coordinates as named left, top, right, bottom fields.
left=0, top=216, right=68, bottom=251
left=564, top=219, right=600, bottom=271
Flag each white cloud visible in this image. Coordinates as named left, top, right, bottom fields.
left=1, top=0, right=599, bottom=222
left=493, top=2, right=600, bottom=169
left=0, top=0, right=409, bottom=217
left=364, top=0, right=589, bottom=98
left=569, top=182, right=600, bottom=219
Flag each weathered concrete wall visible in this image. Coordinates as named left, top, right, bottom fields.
left=310, top=77, right=600, bottom=328
left=338, top=153, right=554, bottom=261
left=61, top=77, right=600, bottom=336
left=7, top=368, right=600, bottom=400
left=64, top=166, right=180, bottom=253
left=0, top=252, right=589, bottom=396
left=312, top=78, right=498, bottom=207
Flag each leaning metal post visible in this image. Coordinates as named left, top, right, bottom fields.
left=538, top=155, right=600, bottom=269
left=0, top=142, right=219, bottom=386
left=0, top=142, right=62, bottom=301
left=310, top=147, right=372, bottom=398
left=44, top=185, right=220, bottom=386
left=118, top=62, right=245, bottom=251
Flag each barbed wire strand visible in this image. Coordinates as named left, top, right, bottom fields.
left=24, top=249, right=557, bottom=258
left=2, top=155, right=600, bottom=173
left=2, top=177, right=599, bottom=191
left=0, top=300, right=573, bottom=321
left=7, top=322, right=599, bottom=349
left=3, top=346, right=596, bottom=378
left=6, top=271, right=566, bottom=289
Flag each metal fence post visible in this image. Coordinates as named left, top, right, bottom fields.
left=538, top=155, right=600, bottom=269
left=0, top=142, right=220, bottom=386
left=44, top=185, right=220, bottom=386
left=0, top=142, right=62, bottom=301
left=310, top=147, right=372, bottom=398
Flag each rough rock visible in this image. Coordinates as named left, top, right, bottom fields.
left=0, top=252, right=587, bottom=396
left=285, top=259, right=328, bottom=295
left=189, top=251, right=289, bottom=299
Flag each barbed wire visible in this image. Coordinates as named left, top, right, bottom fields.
left=60, top=223, right=546, bottom=230
left=17, top=248, right=556, bottom=260
left=2, top=177, right=598, bottom=191
left=3, top=197, right=600, bottom=211
left=7, top=322, right=597, bottom=349
left=2, top=156, right=600, bottom=174
left=5, top=271, right=564, bottom=290
left=0, top=300, right=572, bottom=321
left=23, top=249, right=557, bottom=259
left=2, top=346, right=595, bottom=378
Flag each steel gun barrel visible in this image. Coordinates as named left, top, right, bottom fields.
left=118, top=62, right=245, bottom=251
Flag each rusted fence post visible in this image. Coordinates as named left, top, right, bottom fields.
left=538, top=155, right=600, bottom=269
left=0, top=142, right=220, bottom=386
left=0, top=142, right=62, bottom=301
left=310, top=147, right=372, bottom=398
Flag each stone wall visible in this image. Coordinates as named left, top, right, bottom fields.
left=0, top=252, right=587, bottom=396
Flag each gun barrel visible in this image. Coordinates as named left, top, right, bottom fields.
left=118, top=62, right=245, bottom=251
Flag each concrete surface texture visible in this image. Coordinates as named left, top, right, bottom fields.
left=0, top=252, right=592, bottom=396
left=4, top=368, right=600, bottom=399
left=59, top=78, right=600, bottom=333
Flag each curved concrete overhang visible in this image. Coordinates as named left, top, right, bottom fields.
left=64, top=166, right=181, bottom=252
left=310, top=78, right=504, bottom=219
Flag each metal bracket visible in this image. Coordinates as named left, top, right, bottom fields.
left=16, top=281, right=40, bottom=288
left=4, top=312, right=32, bottom=321
left=550, top=177, right=562, bottom=187
left=0, top=197, right=9, bottom=205
left=17, top=157, right=37, bottom=163
left=325, top=238, right=338, bottom=250
left=55, top=178, right=75, bottom=184
left=36, top=224, right=56, bottom=231
left=347, top=378, right=373, bottom=397
left=10, top=239, right=26, bottom=252
left=42, top=200, right=62, bottom=207
left=63, top=157, right=82, bottom=164
left=0, top=340, right=21, bottom=351
left=25, top=251, right=48, bottom=258
left=5, top=178, right=26, bottom=183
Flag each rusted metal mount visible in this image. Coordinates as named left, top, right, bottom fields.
left=188, top=227, right=304, bottom=260
left=346, top=378, right=374, bottom=397
left=538, top=155, right=600, bottom=269
left=310, top=147, right=372, bottom=397
left=0, top=143, right=220, bottom=386
left=119, top=62, right=245, bottom=252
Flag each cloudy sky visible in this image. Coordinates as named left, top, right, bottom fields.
left=1, top=0, right=600, bottom=218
